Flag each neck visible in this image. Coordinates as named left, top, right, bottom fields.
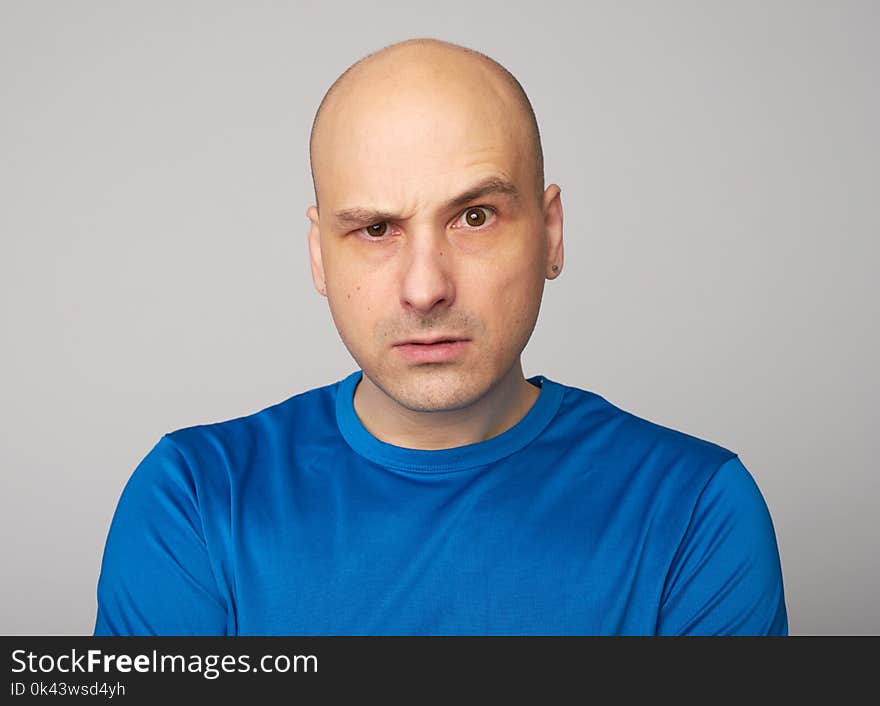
left=352, top=362, right=541, bottom=450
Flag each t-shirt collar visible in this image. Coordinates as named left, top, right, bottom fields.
left=335, top=369, right=565, bottom=473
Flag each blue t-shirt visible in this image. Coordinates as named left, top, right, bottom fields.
left=93, top=370, right=788, bottom=635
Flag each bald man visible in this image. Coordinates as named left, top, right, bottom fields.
left=94, top=39, right=788, bottom=636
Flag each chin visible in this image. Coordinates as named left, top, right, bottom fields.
left=371, top=364, right=492, bottom=413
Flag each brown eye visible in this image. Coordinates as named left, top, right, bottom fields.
left=365, top=222, right=388, bottom=238
left=464, top=207, right=488, bottom=227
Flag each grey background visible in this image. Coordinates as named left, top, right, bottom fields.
left=1, top=0, right=877, bottom=635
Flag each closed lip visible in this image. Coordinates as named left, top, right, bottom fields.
left=394, top=336, right=470, bottom=346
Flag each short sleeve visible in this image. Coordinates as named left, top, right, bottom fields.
left=93, top=435, right=228, bottom=635
left=657, top=456, right=788, bottom=636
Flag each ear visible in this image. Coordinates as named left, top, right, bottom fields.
left=306, top=205, right=327, bottom=297
left=542, top=184, right=564, bottom=279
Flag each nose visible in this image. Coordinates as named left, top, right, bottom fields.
left=399, top=228, right=456, bottom=316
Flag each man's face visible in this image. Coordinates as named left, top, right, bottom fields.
left=308, top=61, right=559, bottom=413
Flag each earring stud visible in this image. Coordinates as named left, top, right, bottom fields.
left=551, top=264, right=559, bottom=272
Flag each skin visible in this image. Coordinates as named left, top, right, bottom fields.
left=306, top=40, right=564, bottom=450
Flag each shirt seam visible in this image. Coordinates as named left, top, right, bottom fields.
left=655, top=451, right=740, bottom=634
left=161, top=433, right=231, bottom=630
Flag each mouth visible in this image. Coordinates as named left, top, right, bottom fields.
left=393, top=337, right=471, bottom=363
left=399, top=337, right=468, bottom=346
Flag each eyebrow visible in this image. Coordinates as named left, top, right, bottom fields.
left=332, top=175, right=521, bottom=228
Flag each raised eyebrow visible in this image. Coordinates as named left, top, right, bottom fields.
left=332, top=176, right=520, bottom=228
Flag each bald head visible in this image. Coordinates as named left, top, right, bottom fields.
left=308, top=38, right=544, bottom=212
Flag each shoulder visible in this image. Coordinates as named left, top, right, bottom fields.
left=676, top=454, right=782, bottom=575
left=162, top=376, right=341, bottom=470
left=547, top=380, right=786, bottom=634
left=116, top=377, right=341, bottom=511
left=551, top=379, right=737, bottom=493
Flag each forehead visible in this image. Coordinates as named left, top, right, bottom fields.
left=315, top=73, right=530, bottom=212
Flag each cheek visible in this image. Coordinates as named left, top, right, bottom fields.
left=497, top=273, right=543, bottom=338
left=480, top=242, right=545, bottom=330
left=327, top=278, right=384, bottom=346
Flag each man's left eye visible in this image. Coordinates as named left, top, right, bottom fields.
left=457, top=206, right=495, bottom=229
